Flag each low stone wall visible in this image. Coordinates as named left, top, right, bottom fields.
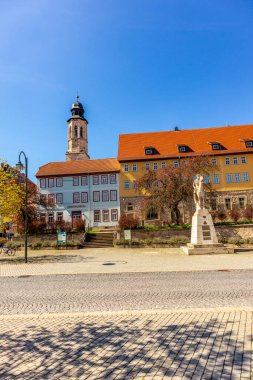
left=120, top=224, right=253, bottom=241
left=13, top=233, right=84, bottom=243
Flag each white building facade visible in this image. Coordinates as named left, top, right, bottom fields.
left=36, top=159, right=120, bottom=229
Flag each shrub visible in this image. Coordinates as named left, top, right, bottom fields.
left=72, top=219, right=85, bottom=232
left=229, top=209, right=240, bottom=223
left=118, top=214, right=140, bottom=230
left=243, top=206, right=253, bottom=221
left=216, top=210, right=227, bottom=222
left=31, top=242, right=42, bottom=250
left=0, top=238, right=7, bottom=246
left=227, top=237, right=244, bottom=246
left=218, top=236, right=228, bottom=244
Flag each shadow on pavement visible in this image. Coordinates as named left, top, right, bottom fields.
left=0, top=314, right=249, bottom=379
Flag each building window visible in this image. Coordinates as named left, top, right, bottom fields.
left=40, top=178, right=46, bottom=188
left=153, top=162, right=158, bottom=170
left=93, top=191, right=100, bottom=202
left=57, top=212, right=63, bottom=222
left=80, top=127, right=83, bottom=138
left=111, top=209, right=118, bottom=222
left=81, top=176, right=88, bottom=186
left=225, top=157, right=230, bottom=165
left=242, top=172, right=249, bottom=182
left=173, top=160, right=179, bottom=168
left=145, top=163, right=150, bottom=170
left=233, top=157, right=238, bottom=165
left=132, top=164, right=137, bottom=172
left=211, top=158, right=217, bottom=165
left=226, top=174, right=233, bottom=183
left=178, top=146, right=186, bottom=152
left=101, top=175, right=108, bottom=184
left=81, top=192, right=88, bottom=203
left=110, top=174, right=116, bottom=184
left=146, top=207, right=158, bottom=220
left=127, top=203, right=133, bottom=212
left=225, top=198, right=231, bottom=210
left=124, top=164, right=129, bottom=172
left=48, top=178, right=54, bottom=188
left=212, top=144, right=220, bottom=150
left=56, top=177, right=63, bottom=187
left=94, top=210, right=100, bottom=222
left=102, top=210, right=110, bottom=222
left=110, top=190, right=117, bottom=201
left=73, top=192, right=80, bottom=203
left=213, top=174, right=220, bottom=184
left=124, top=180, right=130, bottom=189
left=48, top=212, right=54, bottom=223
left=161, top=161, right=166, bottom=168
left=239, top=198, right=245, bottom=209
left=40, top=213, right=46, bottom=222
left=234, top=173, right=240, bottom=183
left=93, top=175, right=99, bottom=185
left=246, top=141, right=253, bottom=148
left=48, top=194, right=55, bottom=204
left=145, top=148, right=153, bottom=155
left=132, top=180, right=137, bottom=189
left=102, top=190, right=109, bottom=202
left=74, top=126, right=78, bottom=138
left=56, top=193, right=63, bottom=204
left=73, top=176, right=79, bottom=186
left=204, top=175, right=210, bottom=184
left=241, top=156, right=247, bottom=164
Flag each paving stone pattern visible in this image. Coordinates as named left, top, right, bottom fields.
left=0, top=310, right=252, bottom=379
left=0, top=271, right=253, bottom=315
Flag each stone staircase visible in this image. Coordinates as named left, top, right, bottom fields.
left=84, top=232, right=114, bottom=248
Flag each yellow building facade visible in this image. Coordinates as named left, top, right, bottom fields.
left=117, top=124, right=253, bottom=221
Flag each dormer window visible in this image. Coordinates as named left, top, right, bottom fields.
left=240, top=139, right=253, bottom=148
left=208, top=141, right=221, bottom=150
left=145, top=147, right=154, bottom=155
left=177, top=144, right=188, bottom=153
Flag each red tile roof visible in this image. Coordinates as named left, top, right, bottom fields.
left=118, top=124, right=253, bottom=161
left=36, top=158, right=120, bottom=177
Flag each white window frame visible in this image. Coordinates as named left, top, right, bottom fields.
left=153, top=162, right=158, bottom=170
left=124, top=164, right=129, bottom=172
left=241, top=156, right=247, bottom=164
left=132, top=164, right=137, bottom=172
left=124, top=180, right=130, bottom=189
left=225, top=157, right=230, bottom=165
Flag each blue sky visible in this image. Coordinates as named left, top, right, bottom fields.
left=1, top=0, right=253, bottom=181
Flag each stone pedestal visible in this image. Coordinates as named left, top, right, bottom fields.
left=181, top=208, right=234, bottom=255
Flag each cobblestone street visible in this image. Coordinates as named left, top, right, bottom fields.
left=1, top=255, right=253, bottom=379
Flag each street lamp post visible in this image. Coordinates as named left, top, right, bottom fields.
left=16, top=152, right=28, bottom=263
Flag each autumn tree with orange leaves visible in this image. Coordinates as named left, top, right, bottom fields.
left=137, top=156, right=216, bottom=225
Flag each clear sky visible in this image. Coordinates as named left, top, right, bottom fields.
left=1, top=0, right=253, bottom=181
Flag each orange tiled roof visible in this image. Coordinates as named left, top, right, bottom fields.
left=36, top=158, right=120, bottom=177
left=118, top=124, right=253, bottom=161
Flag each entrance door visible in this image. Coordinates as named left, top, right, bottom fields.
left=71, top=211, right=82, bottom=226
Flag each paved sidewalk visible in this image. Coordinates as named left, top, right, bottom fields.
left=0, top=247, right=253, bottom=277
left=0, top=308, right=252, bottom=379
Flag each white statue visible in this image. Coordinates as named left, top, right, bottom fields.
left=193, top=174, right=205, bottom=210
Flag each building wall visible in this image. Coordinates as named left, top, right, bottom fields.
left=38, top=172, right=120, bottom=228
left=119, top=153, right=253, bottom=222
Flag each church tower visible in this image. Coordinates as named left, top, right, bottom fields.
left=66, top=96, right=90, bottom=161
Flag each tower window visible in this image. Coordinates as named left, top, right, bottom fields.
left=80, top=127, right=83, bottom=138
left=74, top=126, right=78, bottom=138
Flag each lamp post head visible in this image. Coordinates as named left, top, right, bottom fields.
left=16, top=160, right=24, bottom=172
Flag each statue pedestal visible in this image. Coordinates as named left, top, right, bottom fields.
left=181, top=208, right=234, bottom=255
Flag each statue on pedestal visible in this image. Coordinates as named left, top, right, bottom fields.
left=193, top=174, right=205, bottom=210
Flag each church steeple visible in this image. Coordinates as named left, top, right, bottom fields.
left=66, top=96, right=90, bottom=161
